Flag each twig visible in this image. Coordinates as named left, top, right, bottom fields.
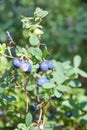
left=38, top=108, right=42, bottom=124
left=6, top=31, right=15, bottom=45
left=1, top=54, right=14, bottom=59
left=36, top=86, right=40, bottom=103
left=24, top=74, right=29, bottom=113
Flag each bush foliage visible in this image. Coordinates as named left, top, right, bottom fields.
left=0, top=7, right=87, bottom=130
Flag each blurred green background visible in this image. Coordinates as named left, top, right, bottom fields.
left=0, top=0, right=87, bottom=86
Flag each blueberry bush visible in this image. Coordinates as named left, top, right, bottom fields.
left=0, top=8, right=87, bottom=130
left=0, top=0, right=87, bottom=86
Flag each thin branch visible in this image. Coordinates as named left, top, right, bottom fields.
left=6, top=31, right=15, bottom=45
left=24, top=74, right=29, bottom=113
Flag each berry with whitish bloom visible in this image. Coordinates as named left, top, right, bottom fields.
left=66, top=111, right=72, bottom=117
left=37, top=77, right=50, bottom=87
left=39, top=61, right=48, bottom=72
left=30, top=104, right=36, bottom=111
left=20, top=61, right=32, bottom=73
left=13, top=58, right=22, bottom=68
left=46, top=60, right=54, bottom=70
left=0, top=110, right=3, bottom=116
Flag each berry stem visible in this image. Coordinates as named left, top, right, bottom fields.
left=24, top=74, right=29, bottom=113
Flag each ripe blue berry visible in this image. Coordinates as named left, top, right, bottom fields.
left=66, top=111, right=72, bottom=117
left=37, top=77, right=50, bottom=87
left=0, top=110, right=3, bottom=116
left=48, top=111, right=55, bottom=119
left=13, top=58, right=22, bottom=68
left=39, top=61, right=48, bottom=72
left=20, top=61, right=32, bottom=73
left=30, top=104, right=36, bottom=111
left=46, top=60, right=54, bottom=70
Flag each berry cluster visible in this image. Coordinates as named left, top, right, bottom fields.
left=37, top=60, right=54, bottom=87
left=13, top=58, right=54, bottom=112
left=39, top=60, right=54, bottom=72
left=13, top=58, right=32, bottom=73
left=13, top=58, right=54, bottom=87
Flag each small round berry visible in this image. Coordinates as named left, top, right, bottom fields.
left=39, top=62, right=48, bottom=72
left=20, top=61, right=32, bottom=73
left=46, top=60, right=54, bottom=70
left=66, top=111, right=72, bottom=117
left=30, top=104, right=36, bottom=111
left=13, top=58, right=22, bottom=68
left=48, top=111, right=55, bottom=119
left=0, top=110, right=3, bottom=116
left=37, top=77, right=50, bottom=87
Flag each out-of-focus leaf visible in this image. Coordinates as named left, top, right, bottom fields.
left=25, top=113, right=32, bottom=127
left=29, top=34, right=39, bottom=46
left=73, top=55, right=81, bottom=68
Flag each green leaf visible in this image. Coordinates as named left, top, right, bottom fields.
left=80, top=115, right=87, bottom=124
left=2, top=95, right=16, bottom=102
left=57, top=85, right=71, bottom=92
left=52, top=62, right=65, bottom=85
left=37, top=10, right=48, bottom=18
left=0, top=87, right=5, bottom=93
left=33, top=48, right=42, bottom=60
left=43, top=82, right=55, bottom=89
left=54, top=89, right=62, bottom=98
left=0, top=83, right=6, bottom=94
left=29, top=47, right=42, bottom=60
left=17, top=123, right=27, bottom=130
left=73, top=55, right=81, bottom=68
left=0, top=43, right=6, bottom=55
left=30, top=126, right=37, bottom=130
left=42, top=45, right=48, bottom=58
left=34, top=8, right=48, bottom=18
left=62, top=100, right=74, bottom=109
left=77, top=69, right=87, bottom=78
left=29, top=34, right=39, bottom=46
left=72, top=108, right=82, bottom=118
left=25, top=113, right=32, bottom=127
left=69, top=80, right=81, bottom=87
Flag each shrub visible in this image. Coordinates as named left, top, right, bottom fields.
left=0, top=7, right=87, bottom=130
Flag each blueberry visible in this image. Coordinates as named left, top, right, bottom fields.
left=48, top=111, right=55, bottom=119
left=13, top=58, right=22, bottom=68
left=37, top=77, right=50, bottom=87
left=46, top=60, right=54, bottom=70
left=0, top=110, right=3, bottom=116
left=20, top=61, right=32, bottom=73
left=39, top=61, right=48, bottom=72
left=66, top=111, right=72, bottom=117
left=30, top=104, right=36, bottom=111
